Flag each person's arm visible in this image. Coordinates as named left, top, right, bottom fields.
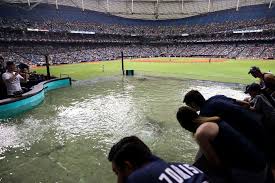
left=17, top=73, right=25, bottom=81
left=195, top=116, right=220, bottom=124
left=235, top=100, right=250, bottom=109
left=194, top=122, right=221, bottom=167
left=264, top=74, right=275, bottom=92
left=243, top=97, right=251, bottom=103
left=265, top=74, right=275, bottom=85
left=249, top=96, right=261, bottom=112
left=249, top=106, right=256, bottom=111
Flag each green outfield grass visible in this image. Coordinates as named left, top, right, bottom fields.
left=34, top=58, right=275, bottom=84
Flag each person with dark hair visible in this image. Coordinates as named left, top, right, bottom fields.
left=245, top=82, right=275, bottom=108
left=245, top=83, right=275, bottom=166
left=183, top=90, right=206, bottom=111
left=0, top=56, right=7, bottom=99
left=2, top=61, right=24, bottom=97
left=183, top=90, right=267, bottom=153
left=0, top=56, right=5, bottom=74
left=248, top=66, right=275, bottom=96
left=108, top=136, right=209, bottom=183
left=17, top=62, right=30, bottom=72
left=245, top=83, right=275, bottom=111
left=183, top=90, right=249, bottom=112
left=176, top=106, right=273, bottom=183
left=184, top=90, right=267, bottom=143
left=17, top=62, right=30, bottom=86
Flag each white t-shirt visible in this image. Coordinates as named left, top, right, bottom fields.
left=2, top=71, right=23, bottom=95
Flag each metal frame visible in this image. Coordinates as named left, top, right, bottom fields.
left=236, top=0, right=240, bottom=11
left=1, top=0, right=270, bottom=20
left=55, top=0, right=58, bottom=9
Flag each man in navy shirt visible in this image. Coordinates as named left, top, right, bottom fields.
left=176, top=106, right=273, bottom=183
left=183, top=90, right=267, bottom=153
left=108, top=136, right=209, bottom=183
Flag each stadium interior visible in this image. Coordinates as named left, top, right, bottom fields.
left=0, top=0, right=274, bottom=65
left=1, top=1, right=275, bottom=182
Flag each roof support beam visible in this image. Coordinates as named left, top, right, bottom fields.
left=81, top=0, right=84, bottom=11
left=236, top=0, right=240, bottom=11
left=29, top=0, right=44, bottom=10
left=70, top=0, right=81, bottom=9
left=154, top=0, right=159, bottom=19
left=181, top=0, right=184, bottom=13
left=106, top=0, right=109, bottom=12
left=207, top=0, right=211, bottom=12
left=27, top=0, right=30, bottom=6
left=269, top=0, right=273, bottom=8
left=131, top=0, right=134, bottom=13
left=55, top=0, right=58, bottom=9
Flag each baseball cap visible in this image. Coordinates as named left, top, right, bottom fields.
left=248, top=66, right=260, bottom=74
left=244, top=83, right=261, bottom=93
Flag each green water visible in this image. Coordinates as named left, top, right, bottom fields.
left=0, top=76, right=246, bottom=183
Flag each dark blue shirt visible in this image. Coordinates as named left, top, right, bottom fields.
left=127, top=156, right=208, bottom=183
left=200, top=95, right=267, bottom=152
left=212, top=121, right=266, bottom=171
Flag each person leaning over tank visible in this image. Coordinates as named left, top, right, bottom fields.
left=244, top=83, right=275, bottom=136
left=245, top=83, right=275, bottom=119
left=108, top=136, right=209, bottom=183
left=176, top=106, right=274, bottom=183
left=2, top=61, right=25, bottom=97
left=244, top=83, right=275, bottom=170
left=244, top=82, right=275, bottom=109
left=183, top=90, right=268, bottom=154
left=248, top=66, right=275, bottom=97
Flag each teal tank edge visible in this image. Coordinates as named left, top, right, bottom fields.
left=0, top=78, right=71, bottom=119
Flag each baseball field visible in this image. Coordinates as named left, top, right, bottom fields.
left=34, top=57, right=275, bottom=84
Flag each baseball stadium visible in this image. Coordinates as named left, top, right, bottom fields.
left=0, top=0, right=275, bottom=182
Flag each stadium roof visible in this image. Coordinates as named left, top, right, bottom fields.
left=1, top=0, right=273, bottom=20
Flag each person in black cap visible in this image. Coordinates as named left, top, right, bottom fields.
left=248, top=66, right=275, bottom=97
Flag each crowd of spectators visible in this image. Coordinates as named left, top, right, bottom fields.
left=0, top=16, right=274, bottom=66
left=0, top=43, right=274, bottom=66
left=1, top=17, right=275, bottom=36
left=0, top=28, right=274, bottom=46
